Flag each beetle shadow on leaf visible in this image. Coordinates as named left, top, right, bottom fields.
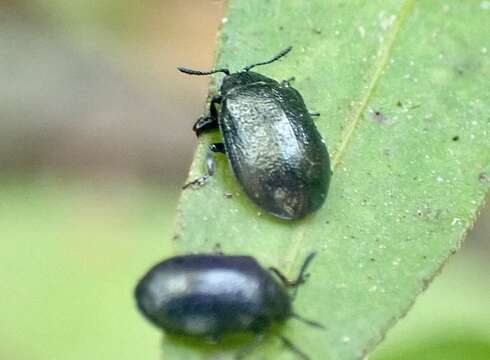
left=162, top=331, right=275, bottom=359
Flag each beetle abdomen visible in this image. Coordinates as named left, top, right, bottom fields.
left=221, top=83, right=330, bottom=219
left=135, top=255, right=287, bottom=337
left=154, top=292, right=260, bottom=336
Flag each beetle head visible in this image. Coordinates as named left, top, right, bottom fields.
left=264, top=279, right=292, bottom=321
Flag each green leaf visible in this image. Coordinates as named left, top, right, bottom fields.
left=165, top=0, right=490, bottom=359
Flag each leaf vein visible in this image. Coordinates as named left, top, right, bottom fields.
left=283, top=0, right=415, bottom=276
left=331, top=0, right=416, bottom=171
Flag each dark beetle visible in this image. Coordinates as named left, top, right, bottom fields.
left=135, top=252, right=323, bottom=359
left=179, top=47, right=331, bottom=220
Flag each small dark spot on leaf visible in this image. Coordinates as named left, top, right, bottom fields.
left=396, top=101, right=403, bottom=107
left=370, top=257, right=376, bottom=262
left=452, top=135, right=459, bottom=141
left=279, top=26, right=284, bottom=31
left=224, top=192, right=233, bottom=198
left=416, top=206, right=442, bottom=221
left=479, top=172, right=489, bottom=183
left=369, top=109, right=390, bottom=124
left=313, top=27, right=322, bottom=34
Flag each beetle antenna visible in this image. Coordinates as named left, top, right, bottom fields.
left=277, top=335, right=310, bottom=360
left=243, top=46, right=292, bottom=72
left=178, top=67, right=230, bottom=76
left=290, top=313, right=325, bottom=330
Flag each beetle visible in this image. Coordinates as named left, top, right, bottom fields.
left=179, top=46, right=331, bottom=220
left=135, top=252, right=323, bottom=359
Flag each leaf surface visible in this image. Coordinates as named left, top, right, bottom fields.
left=165, top=1, right=490, bottom=358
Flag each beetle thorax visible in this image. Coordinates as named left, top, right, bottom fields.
left=220, top=71, right=276, bottom=95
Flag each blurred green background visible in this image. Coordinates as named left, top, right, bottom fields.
left=0, top=1, right=488, bottom=359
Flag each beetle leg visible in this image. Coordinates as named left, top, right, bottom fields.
left=280, top=76, right=295, bottom=87
left=268, top=267, right=298, bottom=287
left=182, top=143, right=225, bottom=189
left=192, top=95, right=222, bottom=137
left=209, top=95, right=222, bottom=118
left=205, top=143, right=225, bottom=177
left=269, top=253, right=317, bottom=299
left=277, top=335, right=310, bottom=360
left=269, top=266, right=311, bottom=291
left=193, top=116, right=218, bottom=136
left=235, top=333, right=264, bottom=359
